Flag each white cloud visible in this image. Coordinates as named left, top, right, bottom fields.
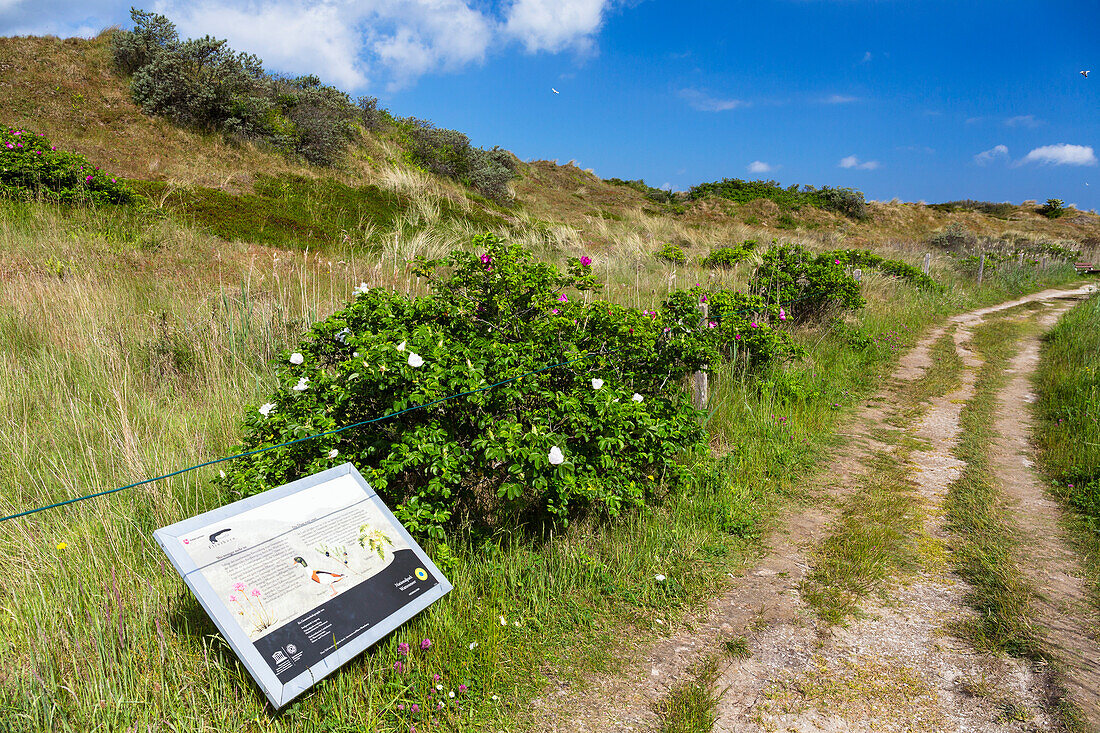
left=838, top=155, right=879, bottom=170
left=679, top=88, right=748, bottom=112
left=823, top=94, right=858, bottom=104
left=503, top=0, right=609, bottom=54
left=974, top=144, right=1008, bottom=165
left=1019, top=144, right=1097, bottom=167
left=747, top=160, right=773, bottom=173
left=860, top=51, right=871, bottom=63
left=1004, top=114, right=1042, bottom=128
left=4, top=0, right=622, bottom=90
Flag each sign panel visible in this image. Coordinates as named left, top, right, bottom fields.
left=154, top=463, right=451, bottom=708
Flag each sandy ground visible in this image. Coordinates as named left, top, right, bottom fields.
left=528, top=284, right=1098, bottom=733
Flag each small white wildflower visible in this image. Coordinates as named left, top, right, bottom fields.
left=335, top=328, right=351, bottom=344
left=408, top=353, right=424, bottom=368
left=353, top=351, right=359, bottom=357
left=219, top=470, right=226, bottom=479
left=328, top=449, right=339, bottom=459
left=492, top=695, right=500, bottom=702
left=499, top=615, right=507, bottom=626
left=548, top=446, right=564, bottom=465
left=395, top=341, right=406, bottom=352
left=353, top=282, right=369, bottom=295
left=435, top=684, right=443, bottom=692
left=654, top=574, right=666, bottom=582
left=632, top=393, right=644, bottom=403
left=448, top=690, right=455, bottom=699
left=289, top=352, right=304, bottom=365
left=591, top=378, right=604, bottom=389
left=469, top=641, right=478, bottom=650
left=293, top=377, right=309, bottom=392
left=258, top=402, right=276, bottom=417
left=656, top=618, right=665, bottom=625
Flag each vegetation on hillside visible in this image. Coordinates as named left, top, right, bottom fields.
left=1, top=127, right=134, bottom=204
left=687, top=178, right=869, bottom=220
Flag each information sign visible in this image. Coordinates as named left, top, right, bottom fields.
left=154, top=463, right=451, bottom=708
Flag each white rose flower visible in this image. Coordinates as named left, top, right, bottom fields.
left=548, top=446, right=564, bottom=465
left=353, top=282, right=370, bottom=295
left=258, top=402, right=276, bottom=417
left=328, top=449, right=339, bottom=459
left=408, top=353, right=424, bottom=368
left=591, top=378, right=604, bottom=389
left=655, top=574, right=666, bottom=582
left=289, top=352, right=304, bottom=365
left=395, top=341, right=406, bottom=352
left=632, top=393, right=644, bottom=403
left=292, top=377, right=309, bottom=392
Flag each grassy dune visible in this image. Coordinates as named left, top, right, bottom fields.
left=0, top=188, right=1088, bottom=732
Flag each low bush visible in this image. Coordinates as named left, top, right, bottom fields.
left=749, top=243, right=863, bottom=320
left=927, top=200, right=1017, bottom=219
left=220, top=235, right=797, bottom=537
left=1, top=128, right=135, bottom=205
left=655, top=242, right=686, bottom=265
left=394, top=117, right=517, bottom=203
left=700, top=241, right=757, bottom=269
left=825, top=249, right=940, bottom=290
left=1040, top=198, right=1067, bottom=219
left=686, top=178, right=868, bottom=220
left=604, top=178, right=678, bottom=204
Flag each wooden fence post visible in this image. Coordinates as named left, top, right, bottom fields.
left=977, top=252, right=986, bottom=285
left=693, top=302, right=709, bottom=410
left=923, top=252, right=931, bottom=275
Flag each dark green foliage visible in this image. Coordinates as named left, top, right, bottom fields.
left=825, top=249, right=941, bottom=290
left=928, top=200, right=1017, bottom=219
left=655, top=242, right=686, bottom=264
left=749, top=244, right=863, bottom=320
left=394, top=117, right=517, bottom=202
left=221, top=235, right=797, bottom=537
left=1, top=127, right=134, bottom=205
left=1040, top=198, right=1067, bottom=219
left=113, top=9, right=357, bottom=166
left=357, top=95, right=390, bottom=131
left=129, top=174, right=506, bottom=250
left=700, top=241, right=757, bottom=269
left=686, top=178, right=868, bottom=219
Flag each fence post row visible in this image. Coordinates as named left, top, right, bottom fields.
left=977, top=252, right=986, bottom=285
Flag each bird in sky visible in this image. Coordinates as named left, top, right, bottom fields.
left=551, top=88, right=559, bottom=94
left=1082, top=70, right=1091, bottom=78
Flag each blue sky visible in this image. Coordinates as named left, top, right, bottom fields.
left=3, top=0, right=1097, bottom=209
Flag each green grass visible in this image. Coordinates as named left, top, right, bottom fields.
left=130, top=174, right=507, bottom=252
left=656, top=657, right=721, bottom=733
left=1034, top=292, right=1100, bottom=609
left=0, top=197, right=1091, bottom=732
left=943, top=317, right=1042, bottom=657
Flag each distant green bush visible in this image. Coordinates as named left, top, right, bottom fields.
left=220, top=235, right=796, bottom=536
left=1, top=128, right=135, bottom=205
left=687, top=178, right=868, bottom=220
left=394, top=117, right=517, bottom=203
left=604, top=178, right=677, bottom=204
left=113, top=9, right=357, bottom=167
left=1040, top=198, right=1067, bottom=219
left=700, top=241, right=757, bottom=269
left=749, top=244, right=863, bottom=320
left=655, top=242, right=686, bottom=264
left=927, top=222, right=978, bottom=251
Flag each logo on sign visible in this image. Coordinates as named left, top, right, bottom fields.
left=414, top=567, right=428, bottom=581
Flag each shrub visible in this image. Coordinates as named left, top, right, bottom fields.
left=686, top=178, right=868, bottom=220
left=113, top=9, right=357, bottom=167
left=604, top=178, right=678, bottom=204
left=815, top=186, right=868, bottom=220
left=927, top=222, right=978, bottom=251
left=655, top=242, right=686, bottom=264
left=700, top=241, right=757, bottom=269
left=927, top=200, right=1016, bottom=219
left=220, top=235, right=796, bottom=537
left=825, top=249, right=940, bottom=290
left=357, top=96, right=389, bottom=131
left=749, top=244, right=863, bottom=320
left=1040, top=198, right=1067, bottom=219
left=394, top=117, right=517, bottom=203
left=1, top=128, right=135, bottom=205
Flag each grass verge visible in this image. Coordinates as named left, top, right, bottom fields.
left=656, top=657, right=721, bottom=733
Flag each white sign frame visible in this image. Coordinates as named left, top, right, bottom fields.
left=154, top=463, right=451, bottom=708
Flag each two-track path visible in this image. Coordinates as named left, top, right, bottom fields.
left=529, top=284, right=1099, bottom=733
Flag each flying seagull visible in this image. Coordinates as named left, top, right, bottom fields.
left=1082, top=70, right=1091, bottom=78
left=551, top=88, right=559, bottom=94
